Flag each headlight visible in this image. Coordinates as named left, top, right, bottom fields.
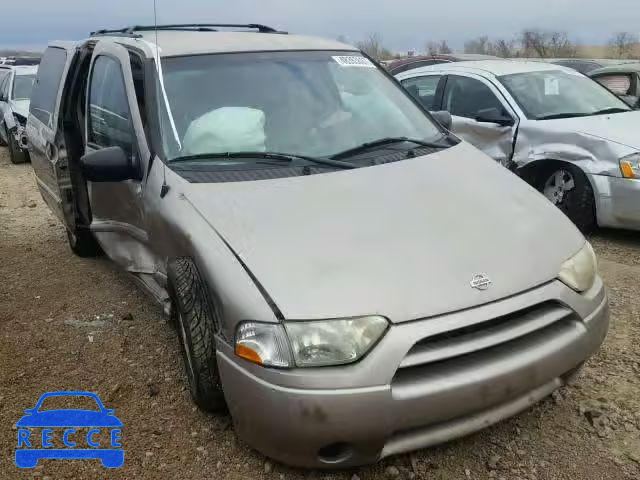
left=285, top=316, right=388, bottom=367
left=619, top=152, right=640, bottom=179
left=234, top=316, right=388, bottom=368
left=558, top=242, right=597, bottom=293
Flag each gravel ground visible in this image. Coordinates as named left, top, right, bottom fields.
left=1, top=147, right=639, bottom=480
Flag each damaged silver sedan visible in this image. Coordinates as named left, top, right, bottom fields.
left=397, top=60, right=640, bottom=231
left=28, top=27, right=608, bottom=467
left=0, top=64, right=36, bottom=163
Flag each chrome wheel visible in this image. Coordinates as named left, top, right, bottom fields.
left=543, top=169, right=575, bottom=205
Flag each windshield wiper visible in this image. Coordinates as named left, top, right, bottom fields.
left=330, top=136, right=450, bottom=160
left=589, top=107, right=630, bottom=116
left=168, top=151, right=357, bottom=169
left=536, top=112, right=591, bottom=120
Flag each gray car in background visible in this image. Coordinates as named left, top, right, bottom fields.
left=0, top=64, right=37, bottom=163
left=397, top=60, right=640, bottom=232
left=27, top=26, right=608, bottom=467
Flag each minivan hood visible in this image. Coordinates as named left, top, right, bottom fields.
left=185, top=142, right=584, bottom=322
left=542, top=110, right=640, bottom=150
left=9, top=99, right=29, bottom=119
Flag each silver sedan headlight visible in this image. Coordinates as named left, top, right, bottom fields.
left=619, top=152, right=640, bottom=179
left=558, top=242, right=597, bottom=293
left=235, top=316, right=389, bottom=368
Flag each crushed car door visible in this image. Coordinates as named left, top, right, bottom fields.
left=84, top=41, right=153, bottom=273
left=442, top=73, right=518, bottom=166
left=27, top=43, right=76, bottom=223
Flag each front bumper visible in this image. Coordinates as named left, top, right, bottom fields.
left=217, top=279, right=609, bottom=468
left=590, top=174, right=640, bottom=230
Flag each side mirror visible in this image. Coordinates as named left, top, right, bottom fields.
left=430, top=110, right=452, bottom=130
left=475, top=107, right=515, bottom=127
left=80, top=146, right=137, bottom=182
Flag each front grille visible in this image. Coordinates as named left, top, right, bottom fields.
left=396, top=301, right=575, bottom=372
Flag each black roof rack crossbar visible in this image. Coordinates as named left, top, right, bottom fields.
left=90, top=23, right=284, bottom=37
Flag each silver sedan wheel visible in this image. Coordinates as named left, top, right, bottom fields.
left=543, top=169, right=575, bottom=205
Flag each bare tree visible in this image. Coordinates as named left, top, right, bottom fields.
left=520, top=29, right=577, bottom=58
left=465, top=36, right=516, bottom=57
left=608, top=32, right=639, bottom=59
left=425, top=40, right=452, bottom=55
left=464, top=36, right=490, bottom=55
left=438, top=40, right=452, bottom=54
left=489, top=39, right=516, bottom=58
left=356, top=33, right=393, bottom=61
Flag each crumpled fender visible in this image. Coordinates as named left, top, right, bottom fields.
left=513, top=123, right=629, bottom=177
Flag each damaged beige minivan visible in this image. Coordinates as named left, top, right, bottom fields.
left=27, top=25, right=608, bottom=467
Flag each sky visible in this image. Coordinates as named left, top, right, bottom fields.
left=2, top=0, right=639, bottom=52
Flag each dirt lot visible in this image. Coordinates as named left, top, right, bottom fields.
left=1, top=147, right=639, bottom=480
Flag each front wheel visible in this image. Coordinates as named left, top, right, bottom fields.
left=167, top=257, right=226, bottom=412
left=537, top=164, right=596, bottom=233
left=66, top=227, right=102, bottom=257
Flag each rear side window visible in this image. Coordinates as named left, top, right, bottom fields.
left=88, top=56, right=134, bottom=156
left=401, top=75, right=441, bottom=110
left=30, top=47, right=67, bottom=126
left=594, top=74, right=632, bottom=96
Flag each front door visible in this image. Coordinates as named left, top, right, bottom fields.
left=27, top=44, right=75, bottom=222
left=442, top=74, right=517, bottom=166
left=84, top=41, right=153, bottom=272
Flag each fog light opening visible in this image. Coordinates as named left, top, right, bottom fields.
left=317, top=442, right=353, bottom=464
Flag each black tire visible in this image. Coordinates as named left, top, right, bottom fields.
left=66, top=227, right=102, bottom=257
left=167, top=257, right=226, bottom=412
left=6, top=127, right=27, bottom=164
left=536, top=164, right=596, bottom=233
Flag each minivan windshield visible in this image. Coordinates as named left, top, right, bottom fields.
left=160, top=51, right=444, bottom=161
left=12, top=74, right=35, bottom=100
left=499, top=70, right=631, bottom=120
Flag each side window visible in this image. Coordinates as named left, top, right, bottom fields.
left=443, top=75, right=506, bottom=119
left=401, top=75, right=441, bottom=110
left=30, top=47, right=67, bottom=126
left=594, top=74, right=632, bottom=96
left=88, top=56, right=135, bottom=157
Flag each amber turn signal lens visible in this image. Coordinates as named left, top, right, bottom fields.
left=620, top=161, right=635, bottom=179
left=235, top=344, right=263, bottom=365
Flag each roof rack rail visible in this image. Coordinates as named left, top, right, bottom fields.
left=90, top=23, right=285, bottom=37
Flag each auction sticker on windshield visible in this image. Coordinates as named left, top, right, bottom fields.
left=15, top=391, right=123, bottom=469
left=332, top=56, right=375, bottom=68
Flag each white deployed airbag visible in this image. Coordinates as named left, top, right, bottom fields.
left=183, top=107, right=267, bottom=155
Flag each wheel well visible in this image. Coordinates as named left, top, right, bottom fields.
left=517, top=159, right=589, bottom=188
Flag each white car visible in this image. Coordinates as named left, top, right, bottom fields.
left=396, top=60, right=640, bottom=232
left=0, top=65, right=37, bottom=163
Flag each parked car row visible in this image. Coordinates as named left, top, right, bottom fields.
left=0, top=64, right=37, bottom=163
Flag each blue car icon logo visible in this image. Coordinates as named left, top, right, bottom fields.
left=15, top=391, right=123, bottom=468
